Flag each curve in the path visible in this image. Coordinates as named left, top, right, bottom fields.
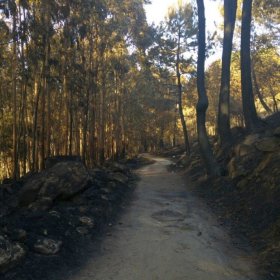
left=67, top=156, right=259, bottom=280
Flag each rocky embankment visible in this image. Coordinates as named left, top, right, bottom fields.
left=181, top=117, right=280, bottom=279
left=0, top=157, right=135, bottom=279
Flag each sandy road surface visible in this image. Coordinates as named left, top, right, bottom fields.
left=67, top=156, right=259, bottom=280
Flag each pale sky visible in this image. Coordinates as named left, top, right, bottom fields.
left=144, top=0, right=222, bottom=29
left=144, top=0, right=223, bottom=64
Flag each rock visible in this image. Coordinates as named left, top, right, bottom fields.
left=101, top=187, right=112, bottom=194
left=28, top=197, right=53, bottom=211
left=101, top=194, right=109, bottom=201
left=236, top=178, right=249, bottom=189
left=45, top=156, right=82, bottom=169
left=76, top=227, right=89, bottom=235
left=243, top=134, right=261, bottom=145
left=106, top=162, right=130, bottom=175
left=108, top=172, right=129, bottom=185
left=33, top=238, right=62, bottom=255
left=255, top=154, right=273, bottom=173
left=273, top=126, right=280, bottom=137
left=0, top=235, right=26, bottom=272
left=0, top=205, right=12, bottom=219
left=175, top=153, right=188, bottom=166
left=9, top=229, right=27, bottom=242
left=107, top=181, right=117, bottom=189
left=48, top=210, right=61, bottom=218
left=18, top=161, right=91, bottom=207
left=235, top=144, right=256, bottom=157
left=79, top=206, right=89, bottom=214
left=227, top=157, right=248, bottom=179
left=91, top=168, right=109, bottom=181
left=79, top=216, right=94, bottom=228
left=255, top=137, right=280, bottom=152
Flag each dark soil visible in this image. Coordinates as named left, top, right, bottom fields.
left=0, top=157, right=151, bottom=280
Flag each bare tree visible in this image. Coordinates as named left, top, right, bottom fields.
left=196, top=0, right=221, bottom=176
left=241, top=0, right=260, bottom=130
left=218, top=0, right=237, bottom=147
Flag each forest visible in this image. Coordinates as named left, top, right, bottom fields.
left=0, top=0, right=280, bottom=279
left=0, top=0, right=279, bottom=180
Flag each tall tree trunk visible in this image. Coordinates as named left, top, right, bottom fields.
left=68, top=89, right=73, bottom=156
left=241, top=0, right=260, bottom=131
left=46, top=45, right=51, bottom=158
left=31, top=74, right=40, bottom=171
left=19, top=14, right=28, bottom=175
left=63, top=74, right=69, bottom=155
left=82, top=88, right=90, bottom=163
left=176, top=29, right=190, bottom=155
left=252, top=64, right=272, bottom=114
left=99, top=62, right=106, bottom=164
left=40, top=68, right=46, bottom=170
left=217, top=0, right=237, bottom=146
left=196, top=0, right=220, bottom=176
left=12, top=12, right=18, bottom=180
left=120, top=80, right=126, bottom=158
left=268, top=84, right=279, bottom=112
left=39, top=2, right=51, bottom=169
left=257, top=57, right=279, bottom=112
left=22, top=82, right=28, bottom=174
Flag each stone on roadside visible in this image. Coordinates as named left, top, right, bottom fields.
left=234, top=144, right=256, bottom=157
left=18, top=161, right=91, bottom=207
left=79, top=216, right=94, bottom=228
left=76, top=227, right=89, bottom=235
left=243, top=134, right=261, bottom=145
left=273, top=126, right=280, bottom=137
left=33, top=238, right=62, bottom=255
left=0, top=235, right=26, bottom=272
left=109, top=172, right=129, bottom=185
left=227, top=157, right=248, bottom=179
left=8, top=229, right=27, bottom=242
left=255, top=137, right=280, bottom=152
left=107, top=162, right=128, bottom=173
left=28, top=197, right=53, bottom=211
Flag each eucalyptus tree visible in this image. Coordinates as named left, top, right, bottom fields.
left=196, top=0, right=221, bottom=176
left=153, top=3, right=197, bottom=155
left=240, top=0, right=260, bottom=131
left=217, top=0, right=237, bottom=147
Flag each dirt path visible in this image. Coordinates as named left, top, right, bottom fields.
left=67, top=156, right=259, bottom=280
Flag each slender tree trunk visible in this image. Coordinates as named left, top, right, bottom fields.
left=177, top=72, right=190, bottom=155
left=196, top=0, right=220, bottom=176
left=68, top=89, right=73, bottom=156
left=63, top=74, right=69, bottom=155
left=217, top=0, right=237, bottom=146
left=22, top=82, right=28, bottom=174
left=268, top=85, right=279, bottom=112
left=19, top=23, right=28, bottom=175
left=82, top=88, right=90, bottom=163
left=46, top=45, right=51, bottom=158
left=120, top=80, right=126, bottom=158
left=40, top=69, right=46, bottom=169
left=31, top=73, right=40, bottom=171
left=89, top=96, right=96, bottom=166
left=12, top=13, right=18, bottom=180
left=252, top=65, right=272, bottom=114
left=241, top=0, right=260, bottom=131
left=99, top=62, right=106, bottom=164
left=39, top=5, right=50, bottom=169
left=176, top=30, right=190, bottom=155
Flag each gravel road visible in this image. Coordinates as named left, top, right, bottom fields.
left=66, top=156, right=259, bottom=280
